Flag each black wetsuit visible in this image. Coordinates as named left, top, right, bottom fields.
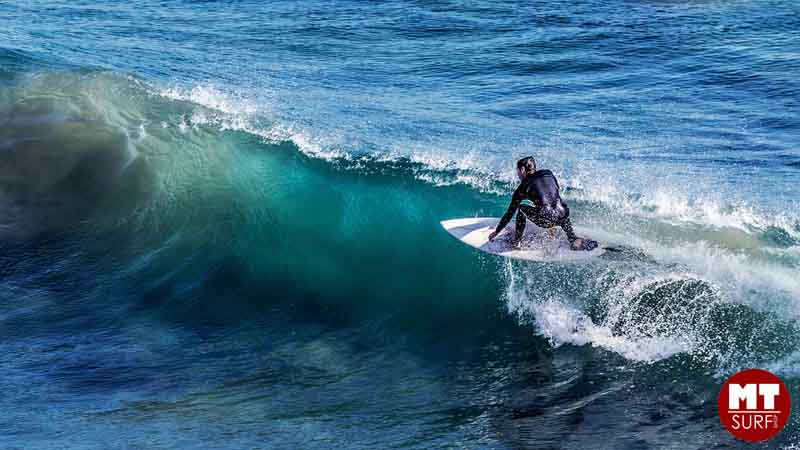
left=494, top=169, right=578, bottom=243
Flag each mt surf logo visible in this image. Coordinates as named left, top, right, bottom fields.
left=718, top=368, right=791, bottom=442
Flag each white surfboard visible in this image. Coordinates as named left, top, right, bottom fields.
left=441, top=217, right=605, bottom=262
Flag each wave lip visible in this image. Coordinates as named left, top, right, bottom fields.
left=158, top=81, right=800, bottom=249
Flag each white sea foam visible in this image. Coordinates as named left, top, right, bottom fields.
left=158, top=84, right=346, bottom=160
left=503, top=260, right=697, bottom=363
left=156, top=82, right=799, bottom=245
left=504, top=222, right=800, bottom=365
left=506, top=288, right=691, bottom=363
left=589, top=226, right=800, bottom=309
left=532, top=297, right=689, bottom=362
left=569, top=175, right=799, bottom=240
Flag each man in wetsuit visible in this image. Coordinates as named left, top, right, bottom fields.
left=488, top=157, right=597, bottom=251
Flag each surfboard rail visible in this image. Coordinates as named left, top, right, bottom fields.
left=440, top=217, right=605, bottom=262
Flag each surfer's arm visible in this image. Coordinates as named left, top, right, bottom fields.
left=493, top=187, right=524, bottom=235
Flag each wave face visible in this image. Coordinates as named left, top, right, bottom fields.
left=1, top=1, right=799, bottom=449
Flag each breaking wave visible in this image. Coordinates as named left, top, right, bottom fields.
left=1, top=70, right=798, bottom=378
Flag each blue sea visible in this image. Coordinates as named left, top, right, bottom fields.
left=1, top=1, right=798, bottom=448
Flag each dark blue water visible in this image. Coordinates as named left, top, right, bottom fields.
left=0, top=1, right=798, bottom=448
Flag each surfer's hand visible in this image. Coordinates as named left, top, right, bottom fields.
left=488, top=231, right=499, bottom=242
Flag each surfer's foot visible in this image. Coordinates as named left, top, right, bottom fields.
left=570, top=238, right=598, bottom=251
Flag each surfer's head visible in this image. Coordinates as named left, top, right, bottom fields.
left=516, top=156, right=536, bottom=180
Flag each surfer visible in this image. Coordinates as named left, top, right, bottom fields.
left=488, top=157, right=597, bottom=251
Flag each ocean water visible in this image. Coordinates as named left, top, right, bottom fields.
left=0, top=1, right=798, bottom=448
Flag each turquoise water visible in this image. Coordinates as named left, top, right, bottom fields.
left=0, top=1, right=798, bottom=448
